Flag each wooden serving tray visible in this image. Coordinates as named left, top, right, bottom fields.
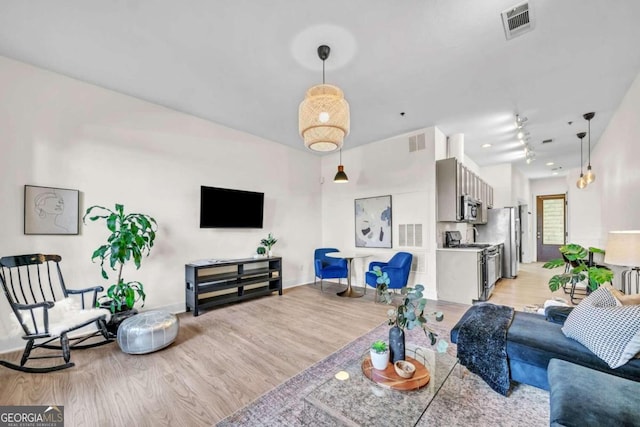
left=362, top=356, right=431, bottom=391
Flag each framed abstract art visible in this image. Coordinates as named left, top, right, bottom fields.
left=355, top=195, right=392, bottom=248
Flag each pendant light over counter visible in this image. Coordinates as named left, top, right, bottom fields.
left=583, top=112, right=596, bottom=184
left=299, top=45, right=350, bottom=152
left=576, top=112, right=596, bottom=190
left=576, top=132, right=587, bottom=189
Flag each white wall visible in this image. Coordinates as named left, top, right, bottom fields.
left=566, top=70, right=640, bottom=246
left=0, top=56, right=322, bottom=351
left=594, top=71, right=640, bottom=234
left=511, top=167, right=531, bottom=207
left=320, top=127, right=441, bottom=299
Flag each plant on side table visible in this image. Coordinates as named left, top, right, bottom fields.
left=542, top=243, right=614, bottom=293
left=260, top=233, right=278, bottom=257
left=370, top=266, right=448, bottom=363
left=370, top=340, right=389, bottom=370
left=83, top=203, right=158, bottom=335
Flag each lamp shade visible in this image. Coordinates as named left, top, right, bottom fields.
left=604, top=230, right=640, bottom=267
left=299, top=84, right=350, bottom=152
left=334, top=165, right=349, bottom=183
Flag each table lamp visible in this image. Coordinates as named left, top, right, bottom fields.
left=604, top=230, right=640, bottom=294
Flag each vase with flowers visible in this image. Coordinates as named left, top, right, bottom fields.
left=370, top=266, right=448, bottom=362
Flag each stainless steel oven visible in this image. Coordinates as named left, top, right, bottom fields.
left=484, top=245, right=501, bottom=299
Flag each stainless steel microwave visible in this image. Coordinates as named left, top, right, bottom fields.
left=461, top=195, right=479, bottom=222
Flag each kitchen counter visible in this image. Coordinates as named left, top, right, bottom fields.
left=437, top=242, right=502, bottom=252
left=437, top=247, right=484, bottom=252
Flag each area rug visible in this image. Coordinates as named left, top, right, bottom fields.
left=217, top=321, right=549, bottom=426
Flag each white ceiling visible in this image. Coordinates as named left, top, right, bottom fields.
left=1, top=0, right=639, bottom=179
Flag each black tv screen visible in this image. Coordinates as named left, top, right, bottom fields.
left=200, top=186, right=264, bottom=228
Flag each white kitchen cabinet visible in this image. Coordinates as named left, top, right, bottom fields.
left=436, top=157, right=494, bottom=223
left=436, top=248, right=484, bottom=305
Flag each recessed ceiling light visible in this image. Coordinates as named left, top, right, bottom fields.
left=546, top=162, right=554, bottom=166
left=481, top=143, right=492, bottom=148
left=552, top=172, right=559, bottom=175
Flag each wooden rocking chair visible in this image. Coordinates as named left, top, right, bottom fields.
left=0, top=254, right=113, bottom=373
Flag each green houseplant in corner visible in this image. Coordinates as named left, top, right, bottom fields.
left=542, top=243, right=613, bottom=293
left=83, top=203, right=158, bottom=324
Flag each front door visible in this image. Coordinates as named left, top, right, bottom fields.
left=536, top=194, right=566, bottom=262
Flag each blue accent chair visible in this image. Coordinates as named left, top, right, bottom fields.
left=314, top=248, right=348, bottom=292
left=365, top=252, right=413, bottom=296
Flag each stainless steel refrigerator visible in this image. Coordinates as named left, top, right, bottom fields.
left=477, top=207, right=519, bottom=278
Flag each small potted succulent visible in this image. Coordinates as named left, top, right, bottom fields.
left=370, top=340, right=390, bottom=370
left=260, top=233, right=278, bottom=257
left=255, top=246, right=266, bottom=258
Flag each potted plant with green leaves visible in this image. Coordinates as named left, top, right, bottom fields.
left=542, top=243, right=613, bottom=295
left=255, top=246, right=266, bottom=258
left=370, top=340, right=389, bottom=370
left=370, top=266, right=448, bottom=362
left=260, top=233, right=278, bottom=257
left=83, top=203, right=157, bottom=334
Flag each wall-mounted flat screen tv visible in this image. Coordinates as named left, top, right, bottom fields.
left=200, top=186, right=264, bottom=228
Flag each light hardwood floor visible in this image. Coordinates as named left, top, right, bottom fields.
left=0, top=262, right=560, bottom=426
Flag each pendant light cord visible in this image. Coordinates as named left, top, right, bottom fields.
left=322, top=59, right=325, bottom=84
left=587, top=118, right=591, bottom=167
left=580, top=135, right=584, bottom=174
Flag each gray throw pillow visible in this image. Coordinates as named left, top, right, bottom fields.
left=562, top=287, right=640, bottom=369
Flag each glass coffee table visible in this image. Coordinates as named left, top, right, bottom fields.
left=303, top=345, right=458, bottom=426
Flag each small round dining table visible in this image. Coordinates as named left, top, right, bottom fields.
left=325, top=251, right=371, bottom=298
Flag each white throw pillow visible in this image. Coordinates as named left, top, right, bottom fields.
left=562, top=287, right=640, bottom=368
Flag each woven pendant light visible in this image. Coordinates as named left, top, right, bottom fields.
left=299, top=45, right=350, bottom=152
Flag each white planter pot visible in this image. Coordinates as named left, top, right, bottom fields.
left=370, top=349, right=389, bottom=370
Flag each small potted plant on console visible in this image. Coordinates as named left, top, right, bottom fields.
left=260, top=233, right=278, bottom=257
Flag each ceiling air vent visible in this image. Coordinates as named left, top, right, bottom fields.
left=501, top=2, right=534, bottom=40
left=542, top=139, right=553, bottom=144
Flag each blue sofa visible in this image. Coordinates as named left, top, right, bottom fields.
left=451, top=308, right=640, bottom=390
left=548, top=358, right=640, bottom=427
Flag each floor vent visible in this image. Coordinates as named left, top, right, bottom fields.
left=408, top=133, right=426, bottom=152
left=501, top=2, right=534, bottom=40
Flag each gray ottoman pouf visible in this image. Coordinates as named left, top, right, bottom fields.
left=117, top=310, right=179, bottom=354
